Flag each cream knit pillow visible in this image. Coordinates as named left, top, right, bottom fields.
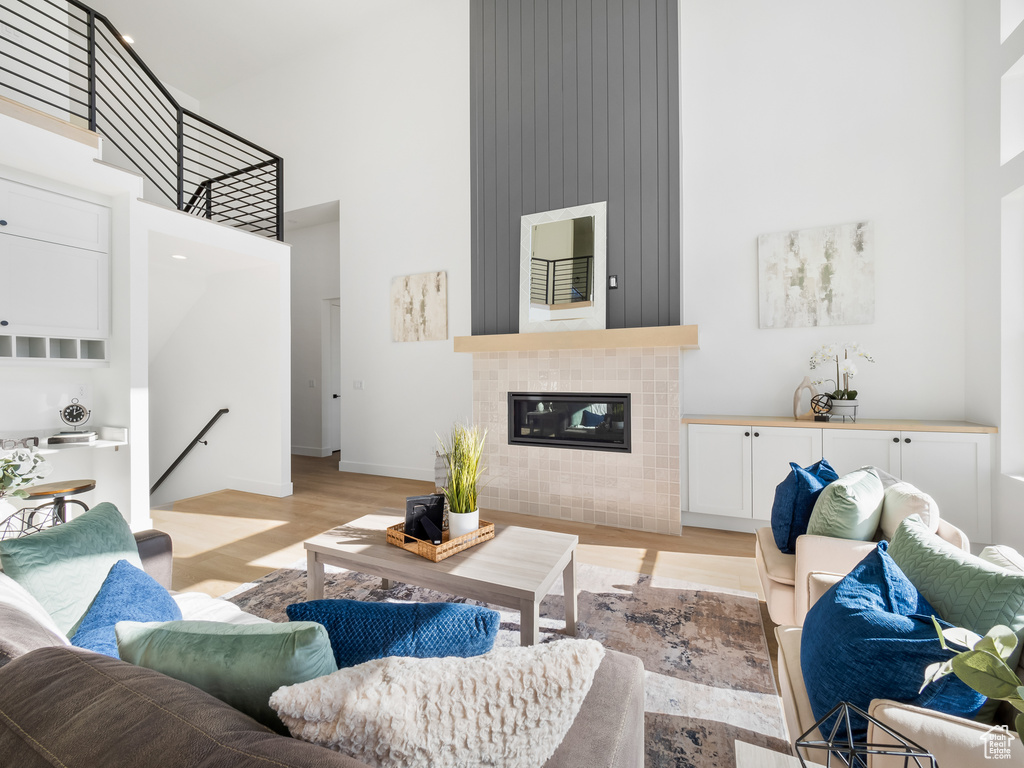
left=269, top=639, right=606, bottom=768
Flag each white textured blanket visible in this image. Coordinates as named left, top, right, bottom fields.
left=269, top=638, right=606, bottom=768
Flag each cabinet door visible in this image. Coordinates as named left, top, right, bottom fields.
left=0, top=236, right=109, bottom=338
left=821, top=429, right=902, bottom=476
left=687, top=424, right=752, bottom=518
left=751, top=427, right=823, bottom=520
left=0, top=179, right=109, bottom=252
left=899, top=432, right=992, bottom=543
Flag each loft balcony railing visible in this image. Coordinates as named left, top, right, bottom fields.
left=0, top=0, right=283, bottom=240
left=530, top=255, right=594, bottom=306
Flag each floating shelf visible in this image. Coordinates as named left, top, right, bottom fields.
left=680, top=414, right=998, bottom=434
left=454, top=324, right=699, bottom=353
left=0, top=334, right=106, bottom=366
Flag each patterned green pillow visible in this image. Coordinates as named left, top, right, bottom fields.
left=889, top=515, right=1024, bottom=721
left=0, top=502, right=142, bottom=636
left=806, top=467, right=884, bottom=541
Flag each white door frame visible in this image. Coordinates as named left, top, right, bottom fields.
left=320, top=297, right=342, bottom=455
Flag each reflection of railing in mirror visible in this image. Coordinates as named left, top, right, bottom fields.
left=530, top=255, right=593, bottom=307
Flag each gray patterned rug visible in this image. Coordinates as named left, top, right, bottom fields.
left=224, top=562, right=791, bottom=767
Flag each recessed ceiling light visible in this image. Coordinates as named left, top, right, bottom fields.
left=122, top=35, right=134, bottom=44
left=171, top=254, right=187, bottom=260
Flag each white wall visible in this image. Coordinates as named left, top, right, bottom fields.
left=146, top=213, right=291, bottom=506
left=679, top=0, right=968, bottom=422
left=287, top=219, right=340, bottom=457
left=201, top=1, right=473, bottom=481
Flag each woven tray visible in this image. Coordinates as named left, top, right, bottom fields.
left=386, top=520, right=495, bottom=563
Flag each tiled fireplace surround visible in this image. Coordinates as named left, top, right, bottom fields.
left=472, top=347, right=680, bottom=535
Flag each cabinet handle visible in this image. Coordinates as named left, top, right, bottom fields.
left=904, top=438, right=911, bottom=444
left=753, top=432, right=760, bottom=437
left=744, top=431, right=750, bottom=437
left=892, top=437, right=899, bottom=443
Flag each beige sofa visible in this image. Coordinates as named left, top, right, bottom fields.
left=755, top=520, right=969, bottom=627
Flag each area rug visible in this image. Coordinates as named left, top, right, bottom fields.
left=225, top=562, right=791, bottom=767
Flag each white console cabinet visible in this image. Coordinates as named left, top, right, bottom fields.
left=0, top=178, right=110, bottom=363
left=685, top=417, right=996, bottom=543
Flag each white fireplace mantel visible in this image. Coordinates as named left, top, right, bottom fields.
left=454, top=324, right=699, bottom=353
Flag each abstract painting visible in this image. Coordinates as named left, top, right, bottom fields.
left=758, top=221, right=874, bottom=329
left=391, top=271, right=447, bottom=342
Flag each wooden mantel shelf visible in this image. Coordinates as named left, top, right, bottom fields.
left=454, top=324, right=699, bottom=353
left=680, top=414, right=998, bottom=434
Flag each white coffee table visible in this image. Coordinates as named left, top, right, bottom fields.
left=304, top=513, right=579, bottom=646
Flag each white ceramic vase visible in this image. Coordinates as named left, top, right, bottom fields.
left=448, top=509, right=480, bottom=538
left=830, top=399, right=859, bottom=422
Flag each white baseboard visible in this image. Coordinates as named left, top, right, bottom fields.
left=680, top=510, right=767, bottom=534
left=292, top=445, right=332, bottom=458
left=227, top=478, right=294, bottom=498
left=338, top=461, right=434, bottom=483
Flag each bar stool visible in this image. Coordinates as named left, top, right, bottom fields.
left=23, top=479, right=96, bottom=525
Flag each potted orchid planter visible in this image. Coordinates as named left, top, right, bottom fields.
left=439, top=423, right=486, bottom=539
left=809, top=342, right=875, bottom=422
left=0, top=448, right=52, bottom=532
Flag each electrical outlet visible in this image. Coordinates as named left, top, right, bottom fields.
left=76, top=384, right=89, bottom=400
left=308, top=379, right=315, bottom=388
left=609, top=275, right=619, bottom=289
left=353, top=380, right=364, bottom=390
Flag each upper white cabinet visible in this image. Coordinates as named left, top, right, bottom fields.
left=688, top=424, right=821, bottom=520
left=0, top=179, right=110, bottom=351
left=686, top=417, right=995, bottom=543
left=0, top=179, right=109, bottom=252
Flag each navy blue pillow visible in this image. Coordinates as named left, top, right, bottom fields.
left=71, top=559, right=181, bottom=658
left=286, top=599, right=499, bottom=668
left=801, top=543, right=985, bottom=742
left=771, top=458, right=839, bottom=554
left=581, top=410, right=604, bottom=427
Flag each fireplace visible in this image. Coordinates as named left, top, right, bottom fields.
left=508, top=392, right=630, bottom=452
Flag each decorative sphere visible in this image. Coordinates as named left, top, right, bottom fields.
left=811, top=393, right=834, bottom=414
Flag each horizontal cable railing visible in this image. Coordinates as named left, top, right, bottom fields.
left=0, top=0, right=283, bottom=239
left=530, top=255, right=594, bottom=305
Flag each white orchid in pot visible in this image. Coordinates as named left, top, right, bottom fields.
left=438, top=423, right=486, bottom=538
left=810, top=342, right=875, bottom=419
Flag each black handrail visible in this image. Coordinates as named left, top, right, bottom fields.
left=150, top=408, right=228, bottom=495
left=0, top=0, right=283, bottom=240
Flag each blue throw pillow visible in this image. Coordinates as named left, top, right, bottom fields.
left=286, top=599, right=499, bottom=668
left=581, top=410, right=604, bottom=427
left=801, top=543, right=985, bottom=742
left=771, top=458, right=839, bottom=554
left=71, top=559, right=181, bottom=658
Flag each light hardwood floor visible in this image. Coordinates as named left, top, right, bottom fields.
left=151, top=453, right=779, bottom=665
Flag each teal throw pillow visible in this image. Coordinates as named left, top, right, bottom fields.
left=116, top=620, right=337, bottom=734
left=71, top=560, right=181, bottom=658
left=806, top=467, right=884, bottom=541
left=888, top=515, right=1024, bottom=679
left=286, top=599, right=500, bottom=668
left=770, top=458, right=839, bottom=555
left=0, top=502, right=142, bottom=636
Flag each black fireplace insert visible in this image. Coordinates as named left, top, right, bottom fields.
left=507, top=392, right=631, bottom=452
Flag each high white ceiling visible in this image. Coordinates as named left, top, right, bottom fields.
left=86, top=0, right=368, bottom=101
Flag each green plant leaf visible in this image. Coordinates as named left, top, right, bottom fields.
left=1017, top=712, right=1024, bottom=736
left=942, top=625, right=982, bottom=652
left=831, top=390, right=842, bottom=399
left=977, top=626, right=1019, bottom=662
left=951, top=650, right=1022, bottom=699
left=920, top=660, right=954, bottom=692
left=1011, top=695, right=1024, bottom=713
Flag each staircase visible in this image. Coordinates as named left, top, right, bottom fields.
left=0, top=0, right=282, bottom=239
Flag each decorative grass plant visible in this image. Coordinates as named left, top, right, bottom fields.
left=438, top=424, right=486, bottom=515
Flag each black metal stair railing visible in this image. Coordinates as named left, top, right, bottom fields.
left=150, top=408, right=228, bottom=495
left=0, top=0, right=283, bottom=240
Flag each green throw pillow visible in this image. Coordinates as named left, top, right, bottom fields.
left=806, top=468, right=884, bottom=541
left=889, top=515, right=1024, bottom=722
left=116, top=620, right=337, bottom=733
left=0, top=502, right=142, bottom=637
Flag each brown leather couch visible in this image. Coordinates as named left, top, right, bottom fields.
left=0, top=531, right=646, bottom=768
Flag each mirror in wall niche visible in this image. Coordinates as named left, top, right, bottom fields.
left=519, top=201, right=607, bottom=333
